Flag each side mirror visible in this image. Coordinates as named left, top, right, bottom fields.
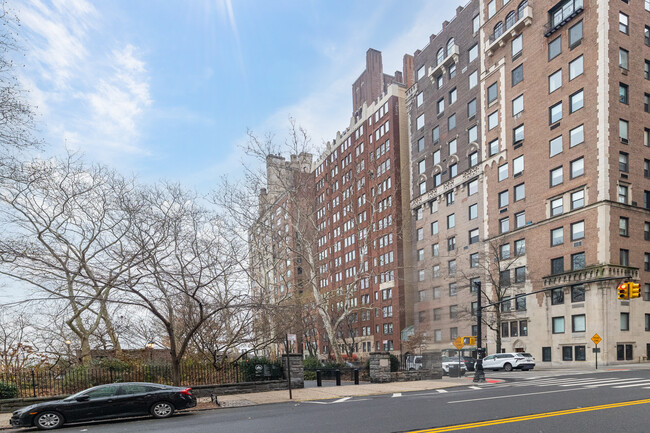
left=75, top=396, right=90, bottom=402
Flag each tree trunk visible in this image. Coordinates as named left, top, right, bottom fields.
left=79, top=336, right=92, bottom=365
left=495, top=309, right=502, bottom=353
left=100, top=303, right=122, bottom=356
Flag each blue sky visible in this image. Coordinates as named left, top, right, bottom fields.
left=14, top=0, right=467, bottom=191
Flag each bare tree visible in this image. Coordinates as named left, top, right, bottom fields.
left=0, top=155, right=136, bottom=362
left=118, top=182, right=243, bottom=385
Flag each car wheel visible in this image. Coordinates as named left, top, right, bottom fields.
left=151, top=401, right=175, bottom=419
left=35, top=411, right=64, bottom=430
left=503, top=363, right=513, bottom=372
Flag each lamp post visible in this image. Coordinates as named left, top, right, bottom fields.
left=146, top=342, right=154, bottom=362
left=65, top=339, right=72, bottom=366
left=473, top=281, right=485, bottom=383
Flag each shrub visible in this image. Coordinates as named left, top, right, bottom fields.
left=389, top=354, right=400, bottom=372
left=0, top=382, right=19, bottom=399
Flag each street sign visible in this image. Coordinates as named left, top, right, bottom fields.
left=287, top=334, right=297, bottom=342
left=591, top=333, right=602, bottom=345
left=592, top=348, right=601, bottom=353
left=453, top=337, right=465, bottom=350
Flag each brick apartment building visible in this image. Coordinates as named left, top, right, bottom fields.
left=312, top=49, right=415, bottom=358
left=409, top=0, right=650, bottom=366
left=252, top=50, right=415, bottom=360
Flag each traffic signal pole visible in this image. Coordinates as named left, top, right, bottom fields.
left=473, top=281, right=485, bottom=383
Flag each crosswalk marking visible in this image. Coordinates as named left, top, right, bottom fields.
left=392, top=393, right=402, bottom=398
left=478, top=376, right=648, bottom=392
left=469, top=386, right=482, bottom=390
left=436, top=389, right=448, bottom=393
left=581, top=378, right=642, bottom=388
left=333, top=397, right=351, bottom=403
left=612, top=380, right=650, bottom=388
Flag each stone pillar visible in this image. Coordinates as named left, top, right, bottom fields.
left=421, top=351, right=443, bottom=379
left=282, top=353, right=304, bottom=389
left=369, top=352, right=391, bottom=383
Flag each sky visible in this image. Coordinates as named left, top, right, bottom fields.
left=13, top=0, right=468, bottom=192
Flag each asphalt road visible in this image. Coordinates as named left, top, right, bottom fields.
left=23, top=368, right=650, bottom=433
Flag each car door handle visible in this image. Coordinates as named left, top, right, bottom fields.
left=107, top=399, right=114, bottom=402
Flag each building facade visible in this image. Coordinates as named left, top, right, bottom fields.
left=409, top=0, right=650, bottom=366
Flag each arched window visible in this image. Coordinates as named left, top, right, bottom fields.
left=437, top=48, right=445, bottom=65
left=518, top=0, right=528, bottom=17
left=505, top=11, right=516, bottom=29
left=494, top=22, right=504, bottom=39
left=446, top=38, right=455, bottom=56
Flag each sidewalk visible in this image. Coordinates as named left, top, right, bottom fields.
left=0, top=377, right=471, bottom=429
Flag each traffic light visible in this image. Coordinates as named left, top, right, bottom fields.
left=617, top=283, right=629, bottom=300
left=629, top=282, right=641, bottom=299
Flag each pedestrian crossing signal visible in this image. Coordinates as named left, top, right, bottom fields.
left=629, top=282, right=641, bottom=299
left=463, top=336, right=476, bottom=346
left=617, top=283, right=629, bottom=300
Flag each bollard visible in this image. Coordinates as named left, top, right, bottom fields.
left=335, top=369, right=341, bottom=386
left=354, top=368, right=359, bottom=385
left=316, top=370, right=322, bottom=387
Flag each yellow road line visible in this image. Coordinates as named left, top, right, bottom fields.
left=408, top=398, right=650, bottom=433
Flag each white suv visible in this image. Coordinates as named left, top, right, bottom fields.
left=482, top=352, right=535, bottom=371
left=442, top=356, right=468, bottom=375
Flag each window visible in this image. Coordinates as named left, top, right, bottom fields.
left=446, top=190, right=455, bottom=205
left=549, top=69, right=562, bottom=93
left=551, top=197, right=563, bottom=216
left=568, top=21, right=583, bottom=47
left=432, top=243, right=439, bottom=257
left=550, top=102, right=562, bottom=124
left=433, top=126, right=440, bottom=144
left=562, top=346, right=573, bottom=361
left=500, top=244, right=511, bottom=259
left=416, top=114, right=425, bottom=130
left=619, top=48, right=629, bottom=70
left=512, top=34, right=523, bottom=57
left=646, top=26, right=650, bottom=46
left=431, top=220, right=438, bottom=235
left=515, top=267, right=526, bottom=283
left=513, top=125, right=524, bottom=143
left=417, top=137, right=424, bottom=152
left=469, top=228, right=479, bottom=244
left=570, top=157, right=584, bottom=178
left=468, top=99, right=477, bottom=118
left=436, top=48, right=445, bottom=66
left=646, top=222, right=650, bottom=242
left=550, top=136, right=563, bottom=157
left=488, top=83, right=498, bottom=104
left=512, top=64, right=523, bottom=86
left=434, top=173, right=441, bottom=187
left=575, top=346, right=586, bottom=361
left=512, top=95, right=524, bottom=116
left=551, top=227, right=564, bottom=246
left=469, top=126, right=478, bottom=144
left=418, top=159, right=426, bottom=175
left=488, top=111, right=499, bottom=130
left=570, top=124, right=584, bottom=147
left=417, top=227, right=424, bottom=241
left=488, top=0, right=496, bottom=18
left=500, top=270, right=510, bottom=286
left=552, top=288, right=564, bottom=305
left=551, top=257, right=564, bottom=274
left=500, top=217, right=510, bottom=233
left=499, top=163, right=508, bottom=181
left=468, top=179, right=478, bottom=196
left=447, top=237, right=456, bottom=251
left=570, top=89, right=584, bottom=112
left=619, top=152, right=629, bottom=172
left=570, top=220, right=584, bottom=241
left=449, top=63, right=456, bottom=78
left=437, top=98, right=445, bottom=114
left=417, top=249, right=424, bottom=261
left=470, top=253, right=479, bottom=268
left=550, top=166, right=563, bottom=186
left=469, top=70, right=478, bottom=89
left=542, top=347, right=552, bottom=362
left=499, top=190, right=509, bottom=208
left=619, top=119, right=629, bottom=141
left=449, top=88, right=457, bottom=105
left=448, top=259, right=456, bottom=275
left=571, top=285, right=585, bottom=302
left=552, top=317, right=565, bottom=334
left=514, top=183, right=525, bottom=201
left=515, top=239, right=526, bottom=256
left=646, top=94, right=650, bottom=113
left=619, top=12, right=629, bottom=34
left=449, top=163, right=457, bottom=178
left=645, top=159, right=650, bottom=178
left=437, top=74, right=443, bottom=89
left=549, top=36, right=562, bottom=61
left=469, top=44, right=478, bottom=63
left=466, top=152, right=477, bottom=171
left=489, top=139, right=499, bottom=156
left=571, top=252, right=585, bottom=270
left=620, top=312, right=629, bottom=331
left=469, top=204, right=478, bottom=220
left=513, top=156, right=524, bottom=176
left=416, top=92, right=424, bottom=107
left=419, top=181, right=426, bottom=196
left=620, top=248, right=629, bottom=266
left=473, top=14, right=480, bottom=33
left=447, top=213, right=455, bottom=229
left=567, top=56, right=583, bottom=82
left=494, top=22, right=504, bottom=39
left=433, top=149, right=440, bottom=165
left=448, top=114, right=456, bottom=130
left=619, top=83, right=629, bottom=104
left=416, top=65, right=425, bottom=81
left=618, top=184, right=628, bottom=204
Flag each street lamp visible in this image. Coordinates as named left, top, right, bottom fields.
left=473, top=281, right=485, bottom=383
left=146, top=342, right=154, bottom=361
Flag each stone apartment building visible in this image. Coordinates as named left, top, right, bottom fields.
left=409, top=0, right=650, bottom=366
left=311, top=49, right=415, bottom=358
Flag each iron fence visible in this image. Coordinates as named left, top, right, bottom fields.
left=0, top=362, right=283, bottom=399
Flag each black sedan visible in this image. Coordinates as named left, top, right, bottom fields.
left=10, top=382, right=197, bottom=430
